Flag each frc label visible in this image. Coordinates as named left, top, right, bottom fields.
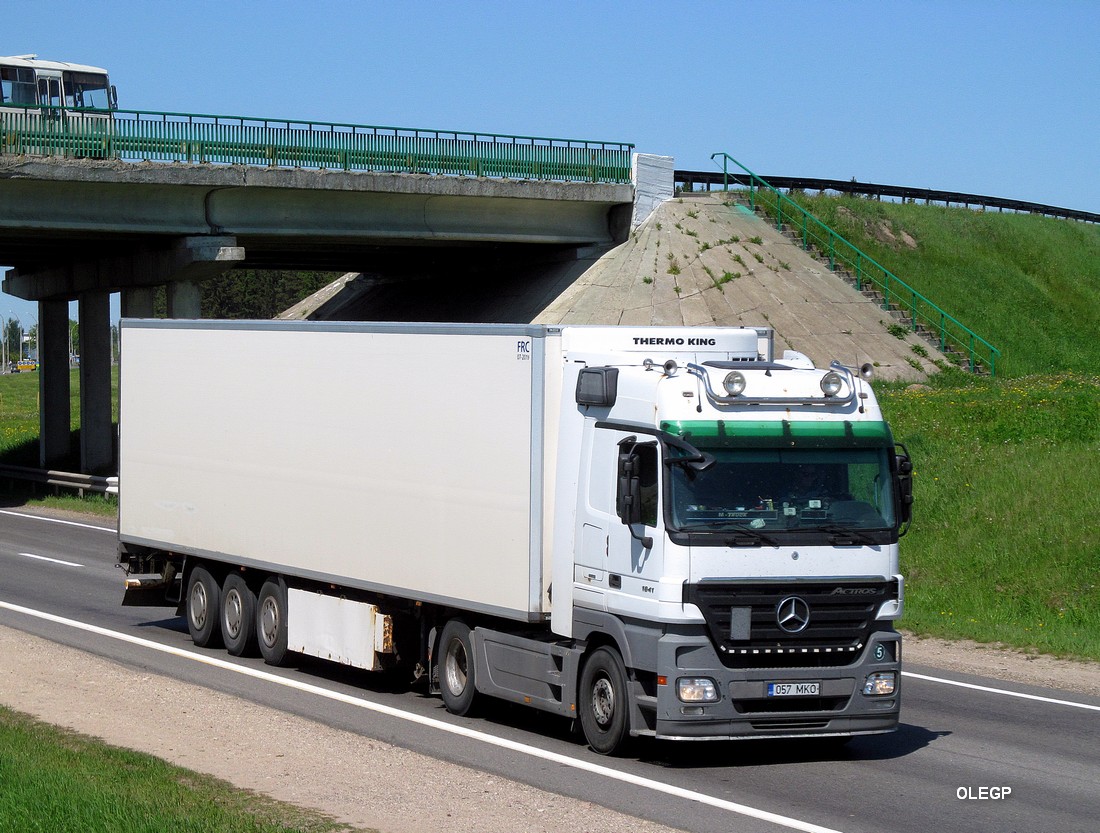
left=517, top=340, right=531, bottom=361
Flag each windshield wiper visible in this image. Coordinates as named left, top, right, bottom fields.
left=688, top=520, right=780, bottom=547
left=812, top=523, right=879, bottom=545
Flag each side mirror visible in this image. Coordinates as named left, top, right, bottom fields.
left=616, top=441, right=653, bottom=549
left=894, top=444, right=914, bottom=533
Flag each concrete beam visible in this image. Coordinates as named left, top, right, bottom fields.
left=0, top=158, right=632, bottom=286
left=3, top=236, right=244, bottom=302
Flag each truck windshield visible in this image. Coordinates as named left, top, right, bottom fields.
left=669, top=447, right=896, bottom=532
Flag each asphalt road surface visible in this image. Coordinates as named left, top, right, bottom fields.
left=1, top=507, right=1097, bottom=833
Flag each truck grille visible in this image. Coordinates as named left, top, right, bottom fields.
left=683, top=580, right=894, bottom=669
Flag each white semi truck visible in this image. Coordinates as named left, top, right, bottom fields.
left=118, top=320, right=912, bottom=755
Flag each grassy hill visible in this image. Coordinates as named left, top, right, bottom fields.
left=764, top=193, right=1100, bottom=658
left=782, top=193, right=1100, bottom=377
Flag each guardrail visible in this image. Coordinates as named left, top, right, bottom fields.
left=710, top=153, right=1001, bottom=376
left=0, top=463, right=117, bottom=497
left=0, top=105, right=635, bottom=184
left=676, top=170, right=1099, bottom=224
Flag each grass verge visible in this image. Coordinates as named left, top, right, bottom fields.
left=0, top=369, right=118, bottom=517
left=0, top=707, right=355, bottom=833
left=880, top=373, right=1100, bottom=659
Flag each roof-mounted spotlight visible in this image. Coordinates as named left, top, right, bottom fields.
left=723, top=370, right=746, bottom=396
left=820, top=371, right=844, bottom=397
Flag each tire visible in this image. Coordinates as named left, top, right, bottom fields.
left=185, top=566, right=222, bottom=648
left=220, top=573, right=257, bottom=657
left=579, top=646, right=631, bottom=755
left=256, top=577, right=290, bottom=666
left=438, top=620, right=478, bottom=716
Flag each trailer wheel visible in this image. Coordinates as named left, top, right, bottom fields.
left=579, top=646, right=631, bottom=755
left=221, top=573, right=257, bottom=657
left=186, top=566, right=222, bottom=648
left=438, top=620, right=478, bottom=716
left=256, top=577, right=290, bottom=666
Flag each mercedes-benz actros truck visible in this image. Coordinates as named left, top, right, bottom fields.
left=118, top=320, right=911, bottom=755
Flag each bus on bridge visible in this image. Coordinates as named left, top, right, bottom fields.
left=1, top=54, right=117, bottom=155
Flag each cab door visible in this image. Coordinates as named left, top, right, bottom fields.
left=572, top=420, right=615, bottom=609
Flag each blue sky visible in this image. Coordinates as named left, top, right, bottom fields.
left=4, top=0, right=1098, bottom=327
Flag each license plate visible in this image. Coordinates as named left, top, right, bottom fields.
left=767, top=681, right=820, bottom=697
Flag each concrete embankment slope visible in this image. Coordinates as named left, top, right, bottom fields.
left=284, top=193, right=943, bottom=381
left=533, top=194, right=941, bottom=381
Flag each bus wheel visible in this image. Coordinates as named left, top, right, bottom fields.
left=439, top=620, right=478, bottom=716
left=579, top=646, right=631, bottom=755
left=186, top=566, right=222, bottom=649
left=221, top=573, right=257, bottom=657
left=256, top=577, right=289, bottom=666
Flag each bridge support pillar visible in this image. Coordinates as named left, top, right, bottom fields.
left=38, top=300, right=71, bottom=468
left=121, top=286, right=155, bottom=318
left=167, top=280, right=202, bottom=319
left=79, top=292, right=113, bottom=474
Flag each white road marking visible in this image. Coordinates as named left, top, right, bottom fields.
left=0, top=509, right=115, bottom=533
left=0, top=600, right=846, bottom=833
left=3, top=600, right=1098, bottom=831
left=16, top=552, right=84, bottom=568
left=902, top=671, right=1100, bottom=711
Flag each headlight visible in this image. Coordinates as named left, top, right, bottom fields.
left=678, top=677, right=719, bottom=703
left=863, top=671, right=897, bottom=696
left=723, top=371, right=746, bottom=396
left=820, top=371, right=844, bottom=396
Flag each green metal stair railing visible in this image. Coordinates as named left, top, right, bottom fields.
left=711, top=152, right=1001, bottom=376
left=0, top=104, right=635, bottom=184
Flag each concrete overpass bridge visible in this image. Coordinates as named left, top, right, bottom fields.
left=0, top=109, right=640, bottom=473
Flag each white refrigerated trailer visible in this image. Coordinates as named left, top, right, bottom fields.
left=118, top=320, right=912, bottom=754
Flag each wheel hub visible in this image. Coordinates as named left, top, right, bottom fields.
left=190, top=581, right=208, bottom=629
left=591, top=675, right=615, bottom=727
left=445, top=641, right=468, bottom=696
left=224, top=590, right=243, bottom=638
left=260, top=597, right=279, bottom=647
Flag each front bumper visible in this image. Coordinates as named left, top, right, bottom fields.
left=649, top=628, right=901, bottom=740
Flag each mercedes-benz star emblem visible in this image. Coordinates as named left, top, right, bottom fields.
left=776, top=596, right=811, bottom=633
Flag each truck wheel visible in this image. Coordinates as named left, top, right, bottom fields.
left=579, top=646, right=631, bottom=755
left=221, top=573, right=257, bottom=657
left=186, top=566, right=222, bottom=648
left=256, top=577, right=289, bottom=666
left=438, top=620, right=478, bottom=716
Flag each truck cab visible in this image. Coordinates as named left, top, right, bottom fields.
left=553, top=327, right=910, bottom=750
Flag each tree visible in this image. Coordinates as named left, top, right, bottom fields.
left=2, top=318, right=20, bottom=366
left=200, top=270, right=340, bottom=319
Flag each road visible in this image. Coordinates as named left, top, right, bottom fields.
left=1, top=507, right=1097, bottom=833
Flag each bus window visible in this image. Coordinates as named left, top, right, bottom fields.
left=64, top=71, right=111, bottom=109
left=0, top=66, right=37, bottom=105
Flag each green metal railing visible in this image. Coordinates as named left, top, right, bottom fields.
left=0, top=105, right=634, bottom=184
left=711, top=153, right=1001, bottom=375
